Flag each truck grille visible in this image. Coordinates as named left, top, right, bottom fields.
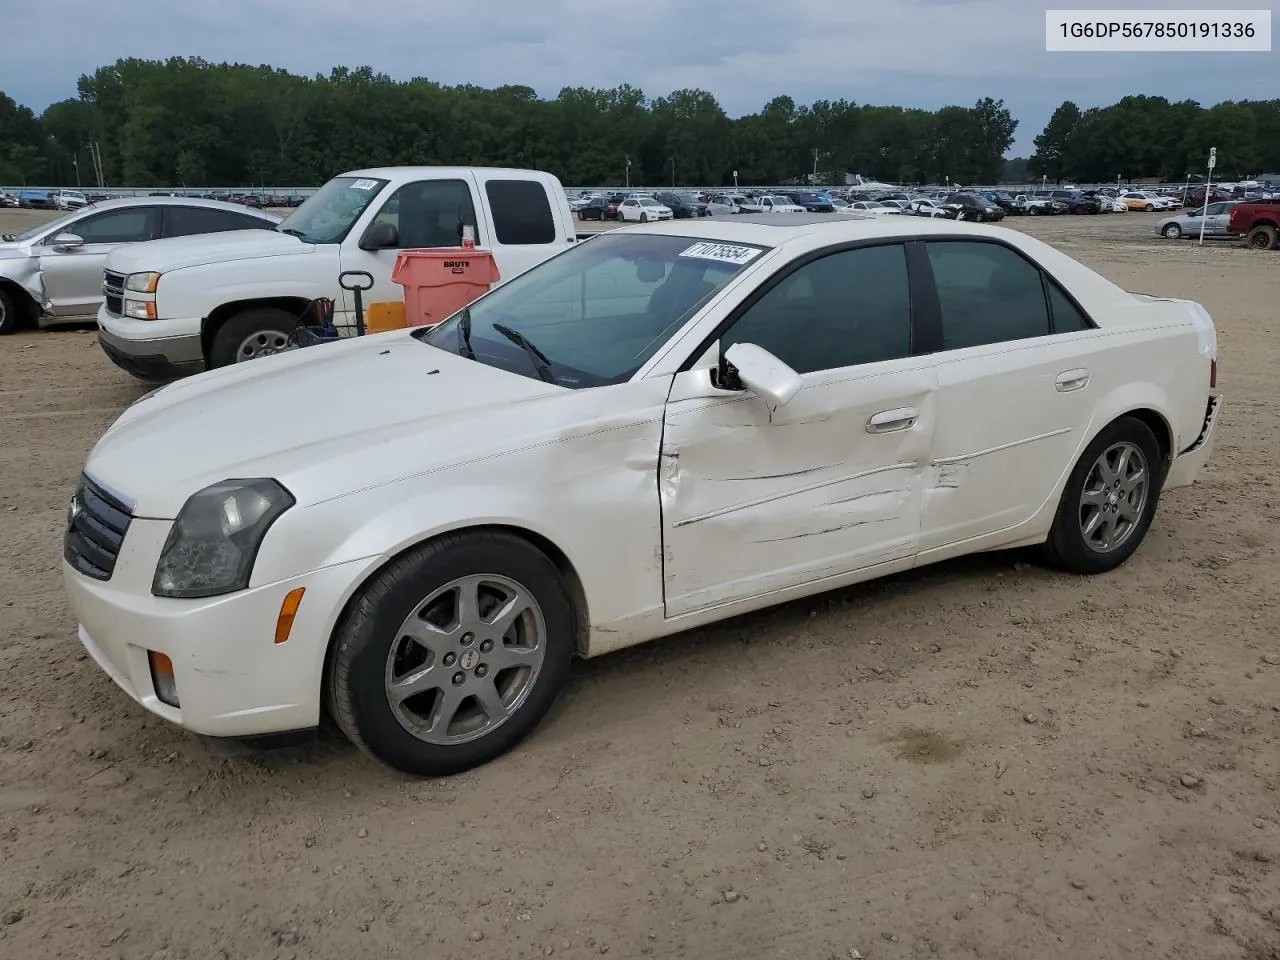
left=103, top=271, right=125, bottom=317
left=64, top=475, right=134, bottom=581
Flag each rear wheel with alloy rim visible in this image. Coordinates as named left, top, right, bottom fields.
left=1162, top=223, right=1183, bottom=239
left=327, top=530, right=576, bottom=776
left=1042, top=416, right=1164, bottom=574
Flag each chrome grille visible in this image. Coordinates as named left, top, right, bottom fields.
left=103, top=271, right=125, bottom=317
left=64, top=475, right=133, bottom=581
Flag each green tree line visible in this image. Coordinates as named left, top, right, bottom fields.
left=1, top=57, right=1275, bottom=189
left=4, top=57, right=1017, bottom=188
left=1031, top=95, right=1280, bottom=182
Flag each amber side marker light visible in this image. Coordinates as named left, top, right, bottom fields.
left=275, top=587, right=306, bottom=644
left=148, top=651, right=179, bottom=707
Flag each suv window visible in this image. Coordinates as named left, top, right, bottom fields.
left=721, top=243, right=912, bottom=374
left=371, top=179, right=478, bottom=249
left=484, top=179, right=555, bottom=245
left=926, top=241, right=1050, bottom=349
left=66, top=208, right=156, bottom=244
left=165, top=205, right=271, bottom=238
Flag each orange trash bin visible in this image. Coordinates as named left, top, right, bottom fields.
left=391, top=248, right=502, bottom=328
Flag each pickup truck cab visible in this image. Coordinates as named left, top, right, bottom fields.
left=1227, top=201, right=1280, bottom=250
left=97, top=166, right=579, bottom=380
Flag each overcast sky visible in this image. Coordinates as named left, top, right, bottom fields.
left=4, top=0, right=1277, bottom=158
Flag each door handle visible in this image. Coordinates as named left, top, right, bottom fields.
left=866, top=407, right=919, bottom=433
left=1055, top=369, right=1090, bottom=392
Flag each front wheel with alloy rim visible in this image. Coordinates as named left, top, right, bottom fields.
left=209, top=306, right=300, bottom=368
left=1162, top=223, right=1183, bottom=239
left=327, top=530, right=576, bottom=776
left=1041, top=416, right=1164, bottom=574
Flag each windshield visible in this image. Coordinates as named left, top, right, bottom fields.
left=275, top=176, right=389, bottom=243
left=5, top=209, right=83, bottom=243
left=639, top=198, right=660, bottom=207
left=418, top=232, right=769, bottom=387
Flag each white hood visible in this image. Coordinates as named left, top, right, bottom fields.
left=85, top=332, right=563, bottom=518
left=105, top=229, right=314, bottom=274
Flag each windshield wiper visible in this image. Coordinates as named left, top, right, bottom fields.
left=457, top=306, right=477, bottom=360
left=0, top=234, right=13, bottom=242
left=492, top=323, right=554, bottom=383
left=278, top=227, right=310, bottom=239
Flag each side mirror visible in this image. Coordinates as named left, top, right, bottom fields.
left=723, top=342, right=802, bottom=408
left=359, top=221, right=399, bottom=251
left=52, top=232, right=84, bottom=250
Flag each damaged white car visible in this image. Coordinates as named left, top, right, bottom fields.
left=0, top=197, right=279, bottom=335
left=63, top=213, right=1222, bottom=776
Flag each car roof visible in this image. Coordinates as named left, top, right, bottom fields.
left=622, top=213, right=1026, bottom=246
left=76, top=196, right=281, bottom=218
left=340, top=165, right=554, bottom=180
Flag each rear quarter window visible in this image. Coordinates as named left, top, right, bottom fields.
left=484, top=180, right=556, bottom=245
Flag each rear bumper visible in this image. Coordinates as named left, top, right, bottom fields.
left=1165, top=394, right=1222, bottom=490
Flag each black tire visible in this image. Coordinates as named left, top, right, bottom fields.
left=1029, top=206, right=1040, bottom=216
left=1247, top=225, right=1279, bottom=250
left=326, top=530, right=576, bottom=776
left=1041, top=416, right=1165, bottom=575
left=639, top=213, right=648, bottom=223
left=1144, top=204, right=1154, bottom=212
left=0, top=287, right=19, bottom=335
left=208, top=306, right=300, bottom=368
left=1162, top=223, right=1183, bottom=239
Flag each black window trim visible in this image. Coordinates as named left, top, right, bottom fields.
left=676, top=236, right=935, bottom=374
left=58, top=205, right=159, bottom=245
left=160, top=204, right=276, bottom=238
left=674, top=232, right=1101, bottom=375
left=913, top=236, right=1099, bottom=349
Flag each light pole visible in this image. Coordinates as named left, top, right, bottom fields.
left=624, top=155, right=631, bottom=189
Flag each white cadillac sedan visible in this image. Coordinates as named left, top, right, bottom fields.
left=63, top=214, right=1222, bottom=777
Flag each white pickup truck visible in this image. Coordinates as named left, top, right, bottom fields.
left=96, top=166, right=581, bottom=379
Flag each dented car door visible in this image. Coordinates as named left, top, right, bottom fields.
left=657, top=241, right=938, bottom=618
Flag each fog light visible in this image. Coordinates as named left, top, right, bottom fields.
left=148, top=651, right=180, bottom=707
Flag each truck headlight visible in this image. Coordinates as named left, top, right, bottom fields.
left=152, top=479, right=294, bottom=598
left=123, top=299, right=157, bottom=320
left=125, top=272, right=160, bottom=293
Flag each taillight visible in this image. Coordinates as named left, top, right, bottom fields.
left=1210, top=359, right=1217, bottom=389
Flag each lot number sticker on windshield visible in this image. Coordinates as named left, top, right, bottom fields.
left=679, top=242, right=761, bottom=265
left=350, top=178, right=378, bottom=190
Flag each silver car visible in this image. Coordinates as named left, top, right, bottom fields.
left=1155, top=201, right=1240, bottom=240
left=0, top=197, right=280, bottom=335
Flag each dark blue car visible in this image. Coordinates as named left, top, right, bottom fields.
left=784, top=191, right=835, bottom=212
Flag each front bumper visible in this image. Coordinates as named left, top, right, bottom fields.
left=63, top=516, right=383, bottom=737
left=96, top=305, right=205, bottom=381
left=1165, top=394, right=1222, bottom=491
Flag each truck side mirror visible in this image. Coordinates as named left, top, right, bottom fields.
left=359, top=222, right=399, bottom=251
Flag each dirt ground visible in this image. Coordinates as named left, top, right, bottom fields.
left=1, top=205, right=1278, bottom=960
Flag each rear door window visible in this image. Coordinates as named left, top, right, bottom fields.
left=484, top=180, right=556, bottom=245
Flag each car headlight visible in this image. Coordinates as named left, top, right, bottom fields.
left=125, top=272, right=160, bottom=293
left=123, top=299, right=157, bottom=320
left=152, top=479, right=294, bottom=598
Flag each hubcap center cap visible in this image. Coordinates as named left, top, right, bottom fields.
left=1107, top=491, right=1119, bottom=507
left=459, top=649, right=479, bottom=671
